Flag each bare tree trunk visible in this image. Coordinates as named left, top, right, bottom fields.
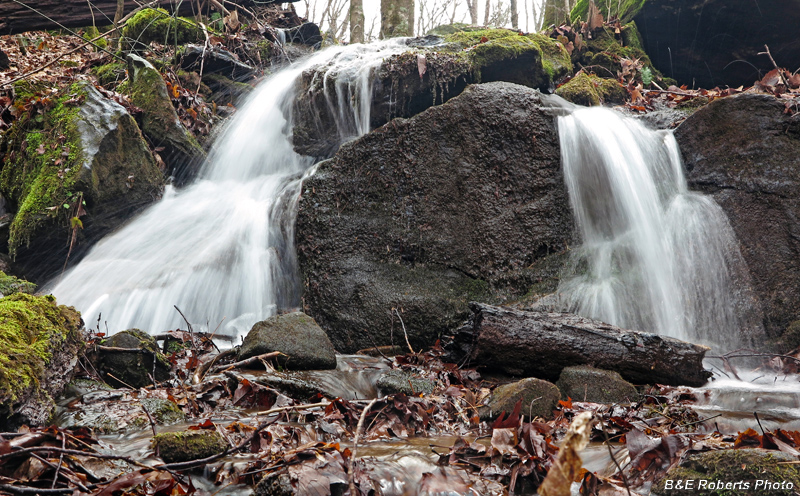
left=349, top=0, right=364, bottom=43
left=524, top=0, right=529, bottom=31
left=380, top=0, right=414, bottom=38
left=465, top=0, right=478, bottom=25
left=510, top=0, right=518, bottom=28
left=483, top=0, right=490, bottom=25
left=111, top=0, right=124, bottom=50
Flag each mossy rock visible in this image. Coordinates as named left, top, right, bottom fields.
left=60, top=396, right=184, bottom=434
left=428, top=23, right=484, bottom=36
left=81, top=25, right=108, bottom=50
left=201, top=73, right=253, bottom=106
left=126, top=54, right=205, bottom=183
left=0, top=293, right=84, bottom=428
left=556, top=72, right=626, bottom=106
left=239, top=312, right=337, bottom=370
left=480, top=378, right=561, bottom=420
left=376, top=369, right=435, bottom=396
left=154, top=430, right=227, bottom=463
left=652, top=449, right=800, bottom=495
left=0, top=271, right=36, bottom=296
left=91, top=62, right=126, bottom=87
left=443, top=29, right=572, bottom=89
left=556, top=365, right=637, bottom=403
left=122, top=8, right=203, bottom=49
left=98, top=329, right=171, bottom=388
left=0, top=81, right=163, bottom=281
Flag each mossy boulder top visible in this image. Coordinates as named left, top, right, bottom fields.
left=0, top=293, right=84, bottom=429
left=0, top=80, right=164, bottom=282
left=153, top=429, right=227, bottom=464
left=480, top=378, right=561, bottom=421
left=122, top=8, right=203, bottom=49
left=291, top=28, right=572, bottom=157
left=98, top=329, right=171, bottom=388
left=239, top=312, right=337, bottom=370
left=555, top=72, right=627, bottom=107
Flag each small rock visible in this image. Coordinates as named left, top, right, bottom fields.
left=154, top=430, right=227, bottom=464
left=60, top=396, right=184, bottom=434
left=239, top=312, right=337, bottom=370
left=98, top=329, right=171, bottom=388
left=480, top=378, right=560, bottom=420
left=556, top=366, right=638, bottom=404
left=255, top=469, right=294, bottom=496
left=376, top=369, right=435, bottom=396
left=653, top=449, right=800, bottom=495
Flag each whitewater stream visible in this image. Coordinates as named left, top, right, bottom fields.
left=47, top=39, right=412, bottom=342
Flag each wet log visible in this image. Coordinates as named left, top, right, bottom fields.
left=444, top=303, right=712, bottom=387
left=0, top=0, right=295, bottom=35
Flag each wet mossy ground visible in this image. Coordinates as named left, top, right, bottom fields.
left=556, top=72, right=626, bottom=106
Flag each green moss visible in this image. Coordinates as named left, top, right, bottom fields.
left=92, top=62, right=126, bottom=87
left=82, top=26, right=108, bottom=50
left=153, top=430, right=227, bottom=463
left=0, top=84, right=88, bottom=256
left=443, top=29, right=572, bottom=87
left=428, top=23, right=483, bottom=36
left=570, top=0, right=648, bottom=23
left=140, top=398, right=184, bottom=424
left=0, top=294, right=82, bottom=403
left=556, top=72, right=626, bottom=106
left=121, top=8, right=203, bottom=48
left=0, top=272, right=36, bottom=296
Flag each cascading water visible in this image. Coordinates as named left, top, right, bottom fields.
left=555, top=106, right=758, bottom=351
left=47, top=39, right=411, bottom=341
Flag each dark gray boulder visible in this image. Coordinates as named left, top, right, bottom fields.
left=556, top=366, right=638, bottom=404
left=296, top=82, right=573, bottom=352
left=239, top=312, right=337, bottom=370
left=676, top=93, right=800, bottom=342
left=98, top=329, right=171, bottom=388
left=179, top=44, right=255, bottom=82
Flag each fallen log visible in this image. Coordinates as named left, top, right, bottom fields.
left=444, top=303, right=712, bottom=387
left=0, top=0, right=296, bottom=35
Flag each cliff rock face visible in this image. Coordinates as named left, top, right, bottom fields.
left=570, top=0, right=800, bottom=89
left=676, top=93, right=800, bottom=341
left=296, top=82, right=573, bottom=352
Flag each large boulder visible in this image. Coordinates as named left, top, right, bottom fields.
left=296, top=82, right=573, bottom=352
left=127, top=54, right=206, bottom=184
left=676, top=93, right=800, bottom=342
left=292, top=29, right=572, bottom=158
left=571, top=0, right=800, bottom=88
left=0, top=81, right=164, bottom=283
left=239, top=312, right=337, bottom=370
left=97, top=329, right=172, bottom=388
left=0, top=293, right=83, bottom=429
left=556, top=365, right=638, bottom=404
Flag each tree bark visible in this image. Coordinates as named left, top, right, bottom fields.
left=349, top=0, right=364, bottom=43
left=510, top=0, right=518, bottom=28
left=444, top=303, right=712, bottom=387
left=465, top=0, right=478, bottom=25
left=380, top=0, right=414, bottom=38
left=0, top=0, right=297, bottom=35
left=483, top=0, right=491, bottom=25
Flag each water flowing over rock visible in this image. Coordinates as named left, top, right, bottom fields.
left=49, top=40, right=417, bottom=343
left=556, top=104, right=763, bottom=350
left=297, top=82, right=573, bottom=352
left=676, top=93, right=800, bottom=343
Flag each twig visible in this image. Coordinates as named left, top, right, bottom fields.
left=51, top=433, right=66, bottom=490
left=254, top=401, right=330, bottom=417
left=393, top=308, right=415, bottom=354
left=600, top=421, right=631, bottom=496
left=105, top=372, right=136, bottom=390
left=173, top=305, right=195, bottom=346
left=348, top=398, right=378, bottom=495
left=211, top=351, right=284, bottom=373
left=194, top=21, right=210, bottom=99
left=193, top=348, right=236, bottom=384
left=0, top=485, right=94, bottom=495
left=754, top=412, right=766, bottom=436
left=141, top=401, right=159, bottom=438
left=758, top=44, right=789, bottom=87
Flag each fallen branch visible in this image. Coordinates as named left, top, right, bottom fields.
left=211, top=351, right=284, bottom=373
left=193, top=348, right=236, bottom=384
left=393, top=308, right=415, bottom=354
left=758, top=44, right=790, bottom=87
left=348, top=398, right=378, bottom=495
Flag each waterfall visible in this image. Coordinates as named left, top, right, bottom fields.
left=47, top=39, right=410, bottom=342
left=556, top=106, right=758, bottom=350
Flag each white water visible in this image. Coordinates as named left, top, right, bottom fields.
left=556, top=107, right=756, bottom=350
left=47, top=39, right=410, bottom=341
